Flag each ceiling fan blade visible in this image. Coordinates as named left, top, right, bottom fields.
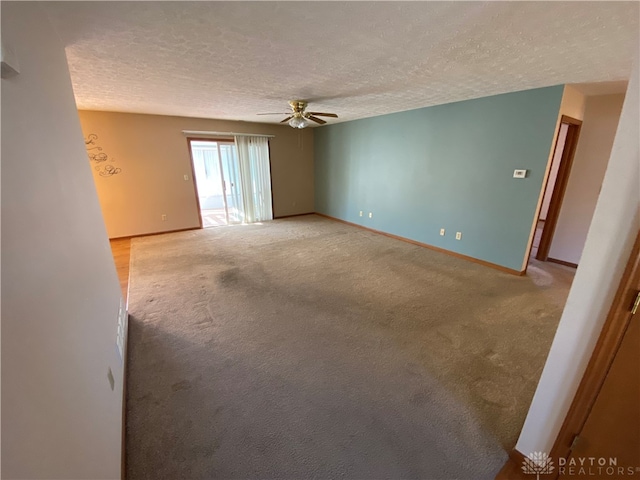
left=280, top=116, right=294, bottom=123
left=307, top=115, right=327, bottom=125
left=307, top=112, right=338, bottom=118
left=257, top=113, right=290, bottom=115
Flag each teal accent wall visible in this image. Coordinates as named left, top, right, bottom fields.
left=314, top=86, right=564, bottom=271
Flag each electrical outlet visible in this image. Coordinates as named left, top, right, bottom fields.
left=368, top=212, right=373, bottom=218
left=161, top=214, right=167, bottom=221
left=456, top=232, right=462, bottom=240
left=183, top=174, right=189, bottom=181
left=440, top=228, right=445, bottom=236
left=513, top=169, right=527, bottom=178
left=359, top=211, right=363, bottom=217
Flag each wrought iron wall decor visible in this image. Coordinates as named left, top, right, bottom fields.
left=85, top=133, right=122, bottom=177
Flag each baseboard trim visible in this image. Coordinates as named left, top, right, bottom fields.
left=110, top=226, right=200, bottom=241
left=547, top=257, right=578, bottom=268
left=315, top=213, right=525, bottom=276
left=273, top=212, right=315, bottom=220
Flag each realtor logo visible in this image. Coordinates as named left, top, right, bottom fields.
left=522, top=451, right=555, bottom=480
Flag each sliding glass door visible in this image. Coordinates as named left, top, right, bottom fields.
left=189, top=137, right=273, bottom=227
left=190, top=140, right=243, bottom=227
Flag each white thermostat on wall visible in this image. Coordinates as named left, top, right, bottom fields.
left=513, top=169, right=527, bottom=178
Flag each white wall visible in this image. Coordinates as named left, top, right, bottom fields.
left=516, top=53, right=639, bottom=455
left=1, top=3, right=124, bottom=478
left=540, top=123, right=569, bottom=221
left=548, top=94, right=626, bottom=264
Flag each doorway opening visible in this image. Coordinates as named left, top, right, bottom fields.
left=188, top=139, right=244, bottom=227
left=529, top=115, right=583, bottom=264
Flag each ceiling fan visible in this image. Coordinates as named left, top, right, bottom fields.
left=258, top=100, right=338, bottom=128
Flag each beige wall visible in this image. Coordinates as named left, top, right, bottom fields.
left=2, top=3, right=124, bottom=478
left=549, top=93, right=625, bottom=264
left=558, top=84, right=586, bottom=120
left=78, top=111, right=314, bottom=238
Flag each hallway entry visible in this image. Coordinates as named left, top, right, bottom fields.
left=529, top=116, right=582, bottom=265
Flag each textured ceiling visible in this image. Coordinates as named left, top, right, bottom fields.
left=44, top=1, right=639, bottom=126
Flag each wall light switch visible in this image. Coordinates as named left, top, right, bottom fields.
left=359, top=211, right=363, bottom=217
left=513, top=169, right=527, bottom=178
left=456, top=232, right=462, bottom=240
left=183, top=174, right=189, bottom=181
left=440, top=228, right=445, bottom=236
left=368, top=212, right=373, bottom=218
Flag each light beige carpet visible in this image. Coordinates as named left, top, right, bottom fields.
left=126, top=215, right=573, bottom=479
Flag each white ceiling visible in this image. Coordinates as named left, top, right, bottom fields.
left=44, top=1, right=639, bottom=126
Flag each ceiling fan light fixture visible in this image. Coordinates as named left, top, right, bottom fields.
left=289, top=116, right=308, bottom=129
left=259, top=100, right=336, bottom=127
